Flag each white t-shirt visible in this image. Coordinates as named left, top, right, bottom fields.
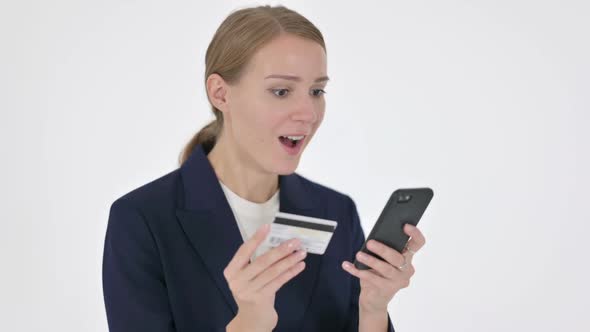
left=219, top=180, right=279, bottom=261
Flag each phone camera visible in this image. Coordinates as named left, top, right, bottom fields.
left=397, top=194, right=412, bottom=203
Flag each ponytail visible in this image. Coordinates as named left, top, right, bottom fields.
left=178, top=109, right=223, bottom=166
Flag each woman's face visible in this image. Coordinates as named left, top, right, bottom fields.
left=224, top=33, right=328, bottom=175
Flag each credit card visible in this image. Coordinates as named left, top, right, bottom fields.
left=259, top=212, right=338, bottom=255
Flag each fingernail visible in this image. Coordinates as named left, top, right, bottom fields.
left=288, top=239, right=300, bottom=248
left=342, top=262, right=350, bottom=269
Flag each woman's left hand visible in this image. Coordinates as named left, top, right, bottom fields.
left=342, top=224, right=426, bottom=313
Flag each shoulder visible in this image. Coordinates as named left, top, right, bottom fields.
left=105, top=168, right=184, bottom=248
left=109, top=168, right=182, bottom=216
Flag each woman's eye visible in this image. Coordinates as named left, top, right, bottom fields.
left=271, top=89, right=289, bottom=97
left=312, top=89, right=326, bottom=97
left=270, top=88, right=326, bottom=98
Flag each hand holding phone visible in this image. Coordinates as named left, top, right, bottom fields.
left=353, top=188, right=433, bottom=270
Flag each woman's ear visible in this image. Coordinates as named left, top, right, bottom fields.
left=206, top=73, right=230, bottom=113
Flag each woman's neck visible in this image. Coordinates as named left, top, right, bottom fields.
left=207, top=137, right=278, bottom=204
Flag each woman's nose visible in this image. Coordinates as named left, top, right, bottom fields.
left=290, top=97, right=318, bottom=123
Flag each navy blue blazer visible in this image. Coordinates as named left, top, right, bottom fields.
left=102, top=144, right=395, bottom=331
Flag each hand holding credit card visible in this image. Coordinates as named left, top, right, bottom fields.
left=259, top=212, right=338, bottom=255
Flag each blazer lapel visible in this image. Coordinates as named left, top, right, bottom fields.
left=175, top=144, right=324, bottom=329
left=175, top=144, right=243, bottom=315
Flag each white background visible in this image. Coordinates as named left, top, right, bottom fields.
left=1, top=0, right=589, bottom=331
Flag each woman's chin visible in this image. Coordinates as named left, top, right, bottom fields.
left=271, top=159, right=300, bottom=175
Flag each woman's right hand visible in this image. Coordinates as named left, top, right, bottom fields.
left=224, top=224, right=307, bottom=332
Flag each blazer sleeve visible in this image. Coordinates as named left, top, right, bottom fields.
left=102, top=198, right=175, bottom=332
left=343, top=196, right=396, bottom=332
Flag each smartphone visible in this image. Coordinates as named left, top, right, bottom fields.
left=353, top=188, right=433, bottom=270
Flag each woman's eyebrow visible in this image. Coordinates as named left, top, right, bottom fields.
left=264, top=74, right=330, bottom=83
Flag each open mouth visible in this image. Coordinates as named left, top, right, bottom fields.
left=278, top=135, right=305, bottom=148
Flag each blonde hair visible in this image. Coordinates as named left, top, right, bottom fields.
left=178, top=5, right=326, bottom=165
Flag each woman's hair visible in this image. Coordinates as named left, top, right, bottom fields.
left=178, top=5, right=326, bottom=165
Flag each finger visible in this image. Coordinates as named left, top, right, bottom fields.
left=365, top=240, right=405, bottom=268
left=251, top=249, right=307, bottom=292
left=355, top=251, right=399, bottom=279
left=404, top=224, right=426, bottom=252
left=240, top=237, right=301, bottom=282
left=341, top=261, right=389, bottom=289
left=262, top=260, right=306, bottom=295
left=224, top=224, right=270, bottom=278
left=402, top=243, right=417, bottom=264
left=402, top=249, right=414, bottom=265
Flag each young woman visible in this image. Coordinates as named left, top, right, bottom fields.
left=102, top=5, right=425, bottom=332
